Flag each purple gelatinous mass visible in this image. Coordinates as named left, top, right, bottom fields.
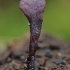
left=19, top=0, right=46, bottom=70
left=19, top=0, right=46, bottom=22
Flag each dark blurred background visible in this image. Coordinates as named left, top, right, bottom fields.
left=0, top=0, right=70, bottom=50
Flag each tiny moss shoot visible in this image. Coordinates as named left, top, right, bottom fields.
left=19, top=0, right=46, bottom=70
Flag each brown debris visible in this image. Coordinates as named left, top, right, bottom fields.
left=0, top=33, right=70, bottom=70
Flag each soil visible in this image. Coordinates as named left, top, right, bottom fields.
left=0, top=33, right=70, bottom=70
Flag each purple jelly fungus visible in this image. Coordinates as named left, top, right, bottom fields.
left=19, top=0, right=46, bottom=70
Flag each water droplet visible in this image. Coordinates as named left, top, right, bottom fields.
left=28, top=23, right=30, bottom=26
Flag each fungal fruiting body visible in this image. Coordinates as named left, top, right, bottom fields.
left=19, top=0, right=46, bottom=70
